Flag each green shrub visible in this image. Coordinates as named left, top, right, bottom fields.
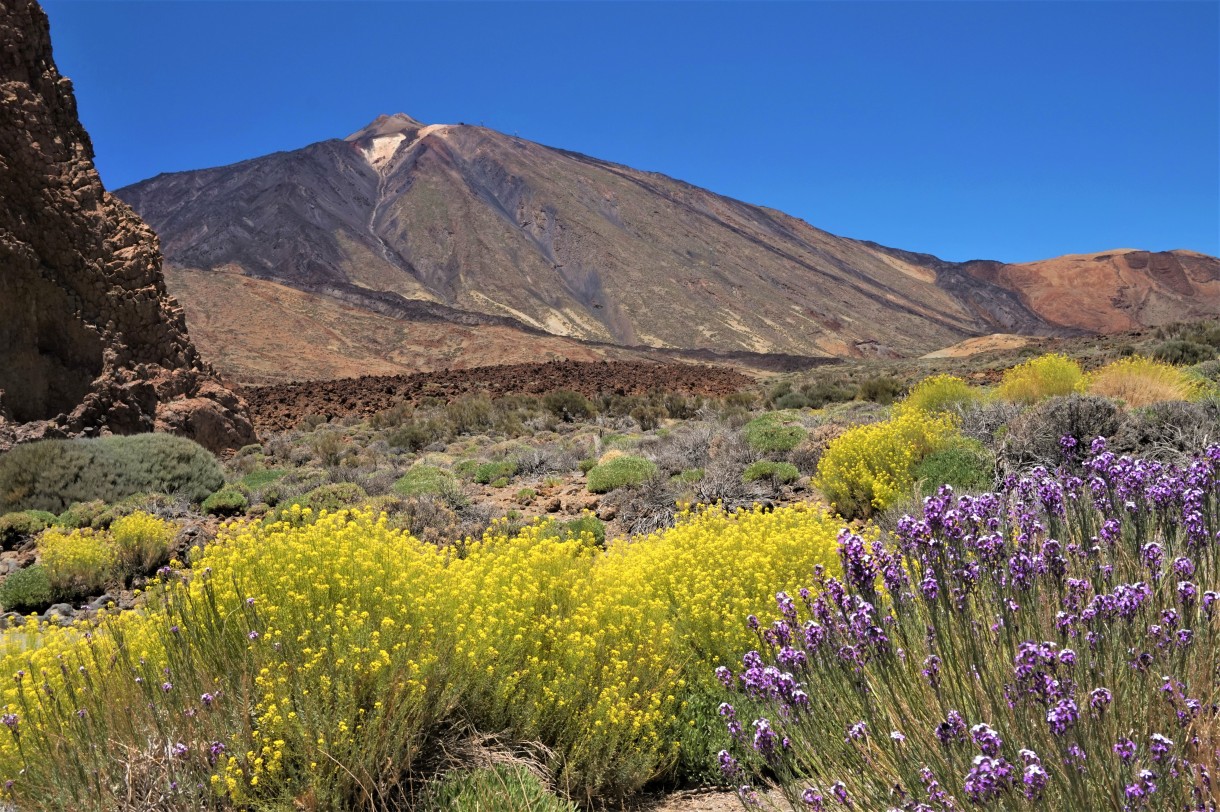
left=386, top=420, right=446, bottom=452
left=0, top=511, right=54, bottom=549
left=55, top=500, right=111, bottom=530
left=742, top=461, right=800, bottom=484
left=0, top=434, right=224, bottom=514
left=38, top=528, right=116, bottom=599
left=543, top=390, right=595, bottom=422
left=422, top=765, right=578, bottom=812
left=0, top=565, right=53, bottom=613
left=453, top=459, right=482, bottom=480
left=300, top=483, right=368, bottom=513
left=672, top=468, right=705, bottom=484
left=578, top=458, right=598, bottom=474
left=239, top=468, right=287, bottom=491
left=772, top=392, right=809, bottom=410
left=898, top=374, right=979, bottom=416
left=912, top=438, right=995, bottom=496
left=1153, top=339, right=1215, bottom=365
left=856, top=375, right=905, bottom=405
left=586, top=456, right=657, bottom=493
left=110, top=511, right=175, bottom=578
left=801, top=380, right=856, bottom=409
left=201, top=488, right=249, bottom=517
left=743, top=414, right=807, bottom=454
left=445, top=396, right=496, bottom=435
left=474, top=461, right=517, bottom=485
left=393, top=465, right=456, bottom=497
left=515, top=488, right=537, bottom=504
left=997, top=353, right=1084, bottom=404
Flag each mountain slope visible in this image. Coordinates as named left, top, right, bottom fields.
left=117, top=114, right=1220, bottom=379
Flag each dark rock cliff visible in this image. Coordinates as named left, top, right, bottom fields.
left=0, top=0, right=255, bottom=452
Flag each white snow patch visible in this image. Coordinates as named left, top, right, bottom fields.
left=361, top=133, right=406, bottom=169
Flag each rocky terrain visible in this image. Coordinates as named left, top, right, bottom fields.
left=116, top=114, right=1219, bottom=383
left=0, top=0, right=254, bottom=452
left=240, top=359, right=755, bottom=433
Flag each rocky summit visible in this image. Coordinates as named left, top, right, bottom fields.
left=0, top=0, right=255, bottom=452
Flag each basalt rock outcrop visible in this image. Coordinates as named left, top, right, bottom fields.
left=0, top=0, right=255, bottom=453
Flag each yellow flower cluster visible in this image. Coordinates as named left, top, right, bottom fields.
left=815, top=409, right=957, bottom=519
left=37, top=526, right=116, bottom=596
left=0, top=503, right=847, bottom=806
left=896, top=374, right=978, bottom=416
left=996, top=352, right=1084, bottom=404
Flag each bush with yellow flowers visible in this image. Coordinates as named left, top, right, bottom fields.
left=996, top=352, right=1084, bottom=404
left=36, top=527, right=116, bottom=599
left=0, top=503, right=848, bottom=809
left=815, top=409, right=958, bottom=519
left=896, top=374, right=979, bottom=417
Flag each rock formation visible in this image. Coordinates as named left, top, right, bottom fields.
left=0, top=0, right=255, bottom=453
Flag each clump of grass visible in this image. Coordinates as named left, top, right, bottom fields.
left=743, top=414, right=807, bottom=454
left=201, top=487, right=249, bottom=517
left=912, top=437, right=994, bottom=495
left=474, top=461, right=517, bottom=485
left=586, top=455, right=657, bottom=493
left=421, top=765, right=578, bottom=812
left=0, top=565, right=52, bottom=613
left=1086, top=355, right=1207, bottom=407
left=394, top=465, right=457, bottom=497
left=742, top=461, right=800, bottom=484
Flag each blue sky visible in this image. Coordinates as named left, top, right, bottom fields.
left=42, top=1, right=1218, bottom=263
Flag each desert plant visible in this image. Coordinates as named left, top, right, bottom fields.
left=586, top=456, right=658, bottom=493
left=856, top=375, right=904, bottom=405
left=742, top=461, right=800, bottom=484
left=542, top=390, right=595, bottom=422
left=393, top=465, right=457, bottom=498
left=897, top=373, right=979, bottom=416
left=912, top=437, right=995, bottom=495
left=37, top=528, right=116, bottom=599
left=201, top=488, right=249, bottom=517
left=0, top=434, right=224, bottom=514
left=0, top=511, right=54, bottom=549
left=300, top=482, right=368, bottom=512
left=1000, top=394, right=1122, bottom=474
left=109, top=511, right=175, bottom=579
left=386, top=420, right=447, bottom=452
left=815, top=410, right=957, bottom=519
left=1086, top=355, right=1206, bottom=407
left=996, top=352, right=1084, bottom=404
left=1152, top=338, right=1215, bottom=365
left=1111, top=399, right=1219, bottom=461
left=474, top=460, right=517, bottom=485
left=743, top=414, right=807, bottom=455
left=0, top=565, right=53, bottom=613
left=421, top=765, right=578, bottom=812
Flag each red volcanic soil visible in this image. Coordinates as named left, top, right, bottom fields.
left=240, top=360, right=753, bottom=433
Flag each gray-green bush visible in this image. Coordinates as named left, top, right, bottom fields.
left=0, top=434, right=224, bottom=514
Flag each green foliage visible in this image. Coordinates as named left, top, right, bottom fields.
left=0, top=565, right=53, bottom=613
left=0, top=511, right=53, bottom=549
left=445, top=396, right=496, bottom=435
left=386, top=420, right=446, bottom=452
left=912, top=438, right=995, bottom=496
left=515, top=488, right=537, bottom=504
left=801, top=379, right=856, bottom=409
left=773, top=392, right=809, bottom=410
left=201, top=488, right=249, bottom=517
left=742, top=461, right=800, bottom=484
left=997, top=353, right=1084, bottom=404
left=0, top=434, right=224, bottom=514
left=393, top=465, right=456, bottom=497
left=421, top=765, right=578, bottom=812
left=743, top=414, right=808, bottom=454
left=454, top=459, right=482, bottom=480
left=55, top=500, right=111, bottom=530
left=238, top=468, right=287, bottom=491
left=672, top=468, right=705, bottom=484
left=586, top=456, right=658, bottom=493
left=578, top=458, right=598, bottom=474
left=543, top=390, right=595, bottom=422
left=540, top=513, right=608, bottom=547
left=856, top=375, right=905, bottom=405
left=1153, top=339, right=1215, bottom=365
left=898, top=374, right=979, bottom=416
left=474, top=460, right=517, bottom=485
left=300, top=483, right=368, bottom=513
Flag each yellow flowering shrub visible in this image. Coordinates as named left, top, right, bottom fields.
left=110, top=510, right=175, bottom=578
left=36, top=527, right=116, bottom=598
left=815, top=410, right=957, bottom=519
left=0, top=504, right=848, bottom=807
left=896, top=374, right=979, bottom=416
left=996, top=352, right=1084, bottom=404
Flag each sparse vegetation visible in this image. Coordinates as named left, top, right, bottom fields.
left=586, top=455, right=658, bottom=493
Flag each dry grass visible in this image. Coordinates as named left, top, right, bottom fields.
left=1086, top=355, right=1206, bottom=407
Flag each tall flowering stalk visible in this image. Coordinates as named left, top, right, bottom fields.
left=719, top=440, right=1220, bottom=810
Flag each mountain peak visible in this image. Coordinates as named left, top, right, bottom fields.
left=344, top=113, right=426, bottom=142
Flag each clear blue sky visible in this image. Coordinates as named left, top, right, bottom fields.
left=42, top=0, right=1219, bottom=263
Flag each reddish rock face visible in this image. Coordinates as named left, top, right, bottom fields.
left=0, top=0, right=254, bottom=453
